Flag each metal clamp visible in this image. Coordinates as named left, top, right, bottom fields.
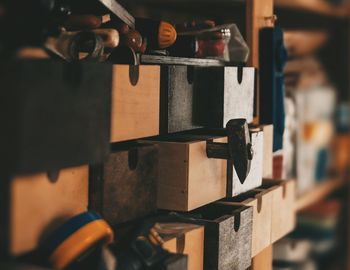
left=206, top=119, right=253, bottom=185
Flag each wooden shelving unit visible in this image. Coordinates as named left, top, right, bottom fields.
left=295, top=177, right=346, bottom=211
left=275, top=0, right=350, bottom=18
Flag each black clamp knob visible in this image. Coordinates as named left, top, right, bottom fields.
left=206, top=119, right=253, bottom=185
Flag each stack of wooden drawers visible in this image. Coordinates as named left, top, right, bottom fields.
left=0, top=60, right=296, bottom=270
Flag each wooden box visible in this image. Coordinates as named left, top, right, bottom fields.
left=111, top=65, right=161, bottom=142
left=89, top=144, right=158, bottom=225
left=156, top=223, right=205, bottom=270
left=178, top=204, right=253, bottom=270
left=142, top=134, right=227, bottom=211
left=1, top=166, right=88, bottom=256
left=230, top=127, right=264, bottom=196
left=260, top=179, right=296, bottom=243
left=220, top=189, right=273, bottom=257
left=195, top=67, right=255, bottom=128
left=160, top=66, right=255, bottom=134
left=0, top=60, right=112, bottom=175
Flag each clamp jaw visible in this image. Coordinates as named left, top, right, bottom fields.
left=206, top=119, right=253, bottom=185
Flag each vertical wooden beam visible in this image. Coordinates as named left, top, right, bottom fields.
left=246, top=0, right=274, bottom=123
left=250, top=245, right=273, bottom=270
left=246, top=0, right=274, bottom=68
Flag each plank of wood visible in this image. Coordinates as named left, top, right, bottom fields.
left=275, top=0, right=350, bottom=18
left=295, top=177, right=346, bottom=212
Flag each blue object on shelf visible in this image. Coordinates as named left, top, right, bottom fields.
left=259, top=26, right=288, bottom=152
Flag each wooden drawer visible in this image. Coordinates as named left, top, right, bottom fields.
left=0, top=60, right=112, bottom=175
left=173, top=204, right=253, bottom=270
left=160, top=65, right=202, bottom=134
left=195, top=67, right=255, bottom=128
left=231, top=127, right=264, bottom=196
left=142, top=134, right=227, bottom=211
left=2, top=166, right=88, bottom=256
left=89, top=144, right=158, bottom=225
left=111, top=65, right=160, bottom=142
left=220, top=189, right=273, bottom=257
left=260, top=179, right=296, bottom=243
left=160, top=66, right=255, bottom=134
left=156, top=223, right=205, bottom=270
left=182, top=124, right=263, bottom=198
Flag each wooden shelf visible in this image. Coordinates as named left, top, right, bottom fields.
left=295, top=177, right=346, bottom=212
left=275, top=0, right=350, bottom=18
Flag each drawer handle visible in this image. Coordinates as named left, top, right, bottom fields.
left=256, top=195, right=263, bottom=213
left=206, top=119, right=253, bottom=185
left=47, top=170, right=60, bottom=183
left=233, top=212, right=241, bottom=232
left=129, top=65, right=140, bottom=86
left=187, top=66, right=194, bottom=84
left=128, top=148, right=139, bottom=170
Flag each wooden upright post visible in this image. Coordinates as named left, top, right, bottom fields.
left=246, top=0, right=274, bottom=124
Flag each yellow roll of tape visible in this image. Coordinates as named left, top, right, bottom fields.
left=49, top=219, right=114, bottom=269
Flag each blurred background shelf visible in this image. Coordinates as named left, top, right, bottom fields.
left=295, top=176, right=346, bottom=211
left=275, top=0, right=350, bottom=18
